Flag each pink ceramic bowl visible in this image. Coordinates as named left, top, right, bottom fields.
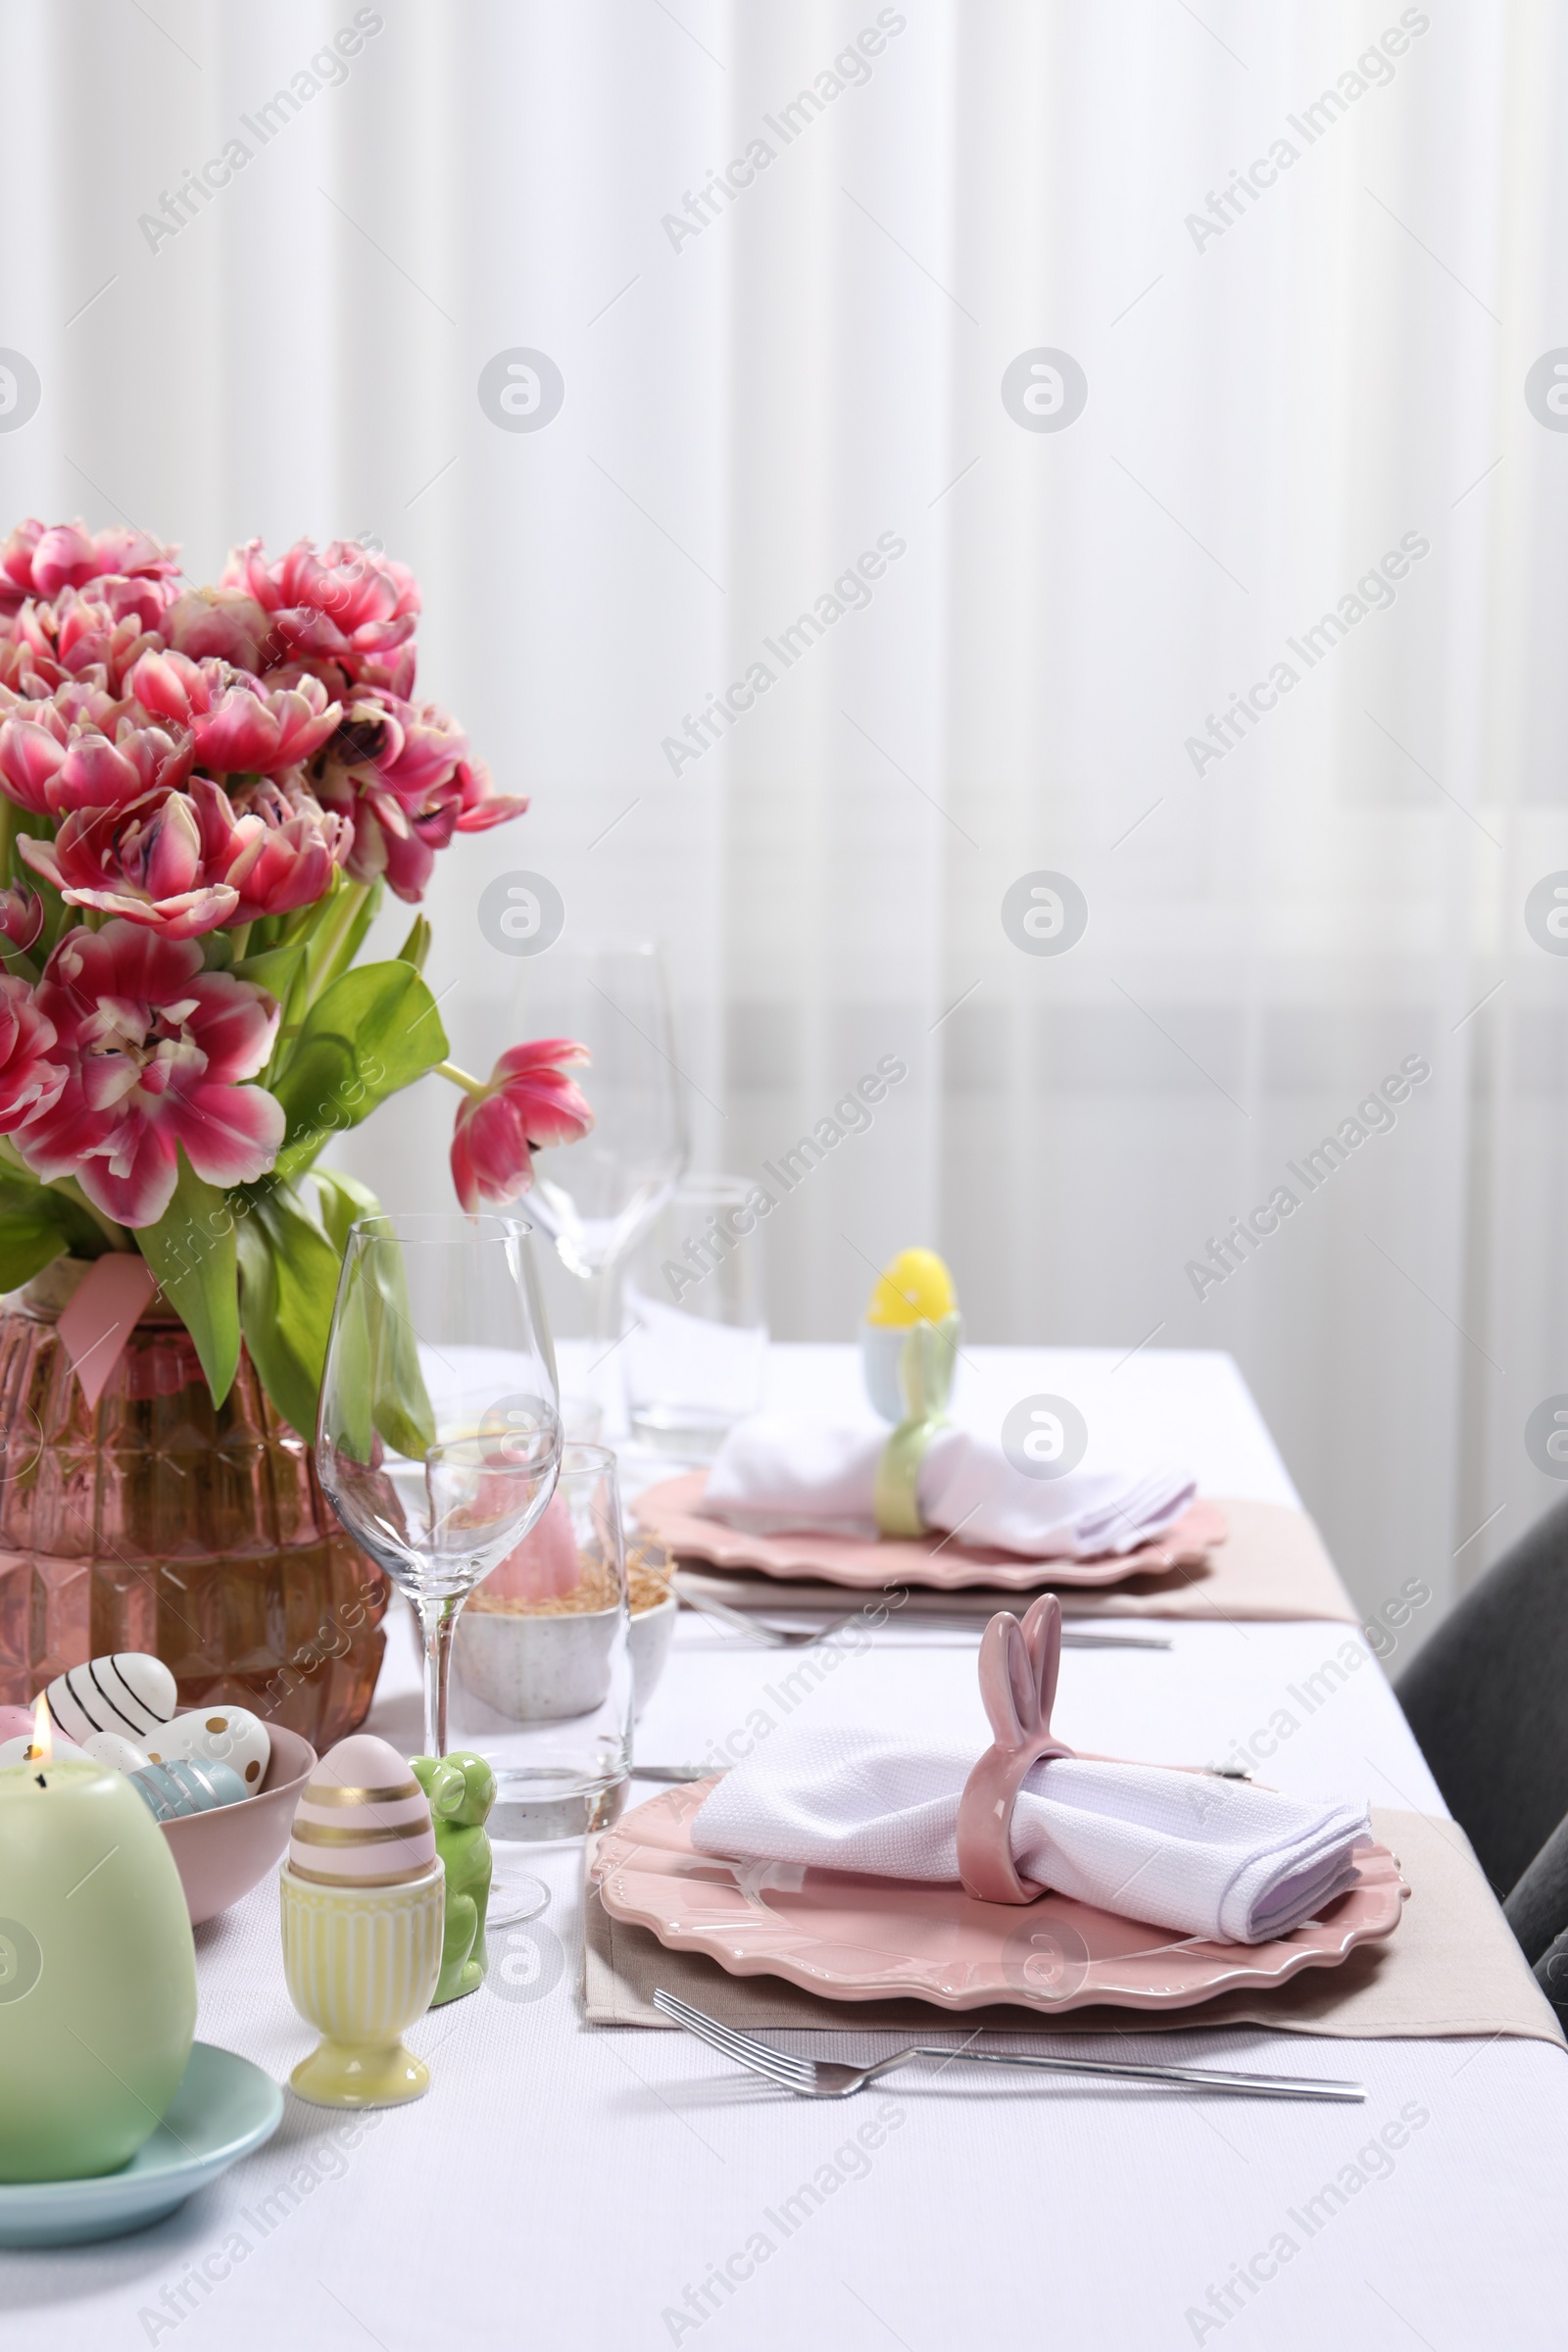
left=160, top=1721, right=317, bottom=1926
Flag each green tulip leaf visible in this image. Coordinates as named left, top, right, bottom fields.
left=0, top=1168, right=118, bottom=1290
left=268, top=961, right=450, bottom=1179
left=136, top=1152, right=241, bottom=1405
left=0, top=1213, right=70, bottom=1293
left=235, top=1180, right=346, bottom=1440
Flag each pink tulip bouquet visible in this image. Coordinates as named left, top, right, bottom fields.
left=0, top=517, right=592, bottom=1431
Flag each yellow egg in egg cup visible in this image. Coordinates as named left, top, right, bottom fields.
left=860, top=1248, right=961, bottom=1423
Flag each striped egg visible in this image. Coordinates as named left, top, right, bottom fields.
left=287, top=1733, right=437, bottom=1890
left=45, top=1653, right=177, bottom=1745
left=130, top=1756, right=247, bottom=1821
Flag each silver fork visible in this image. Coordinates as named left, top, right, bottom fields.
left=676, top=1586, right=858, bottom=1647
left=653, top=1989, right=1364, bottom=2103
left=675, top=1585, right=1173, bottom=1652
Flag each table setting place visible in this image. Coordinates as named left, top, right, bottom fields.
left=0, top=525, right=1559, bottom=2352
left=6, top=1200, right=1559, bottom=2291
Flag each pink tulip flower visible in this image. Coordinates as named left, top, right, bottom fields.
left=15, top=920, right=284, bottom=1226
left=20, top=776, right=348, bottom=940
left=52, top=594, right=163, bottom=692
left=453, top=756, right=530, bottom=836
left=124, top=648, right=214, bottom=723
left=193, top=674, right=342, bottom=774
left=162, top=588, right=271, bottom=672
left=0, top=518, right=181, bottom=616
left=0, top=885, right=45, bottom=955
left=0, top=583, right=170, bottom=701
left=222, top=537, right=420, bottom=683
left=0, top=975, right=65, bottom=1129
left=450, top=1041, right=593, bottom=1213
left=129, top=653, right=341, bottom=774
left=226, top=778, right=352, bottom=923
left=0, top=702, right=195, bottom=816
left=311, top=692, right=526, bottom=902
left=0, top=711, right=71, bottom=811
left=21, top=786, right=239, bottom=940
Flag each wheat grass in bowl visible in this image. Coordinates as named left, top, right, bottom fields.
left=468, top=1539, right=672, bottom=1619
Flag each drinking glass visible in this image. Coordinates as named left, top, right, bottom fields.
left=512, top=943, right=688, bottom=1342
left=449, top=1445, right=633, bottom=1838
left=317, top=1213, right=562, bottom=1763
left=621, top=1176, right=768, bottom=1456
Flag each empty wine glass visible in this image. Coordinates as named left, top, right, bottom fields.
left=513, top=943, right=688, bottom=1342
left=317, top=1212, right=563, bottom=1762
left=622, top=1176, right=768, bottom=1456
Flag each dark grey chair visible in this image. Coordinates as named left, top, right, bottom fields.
left=1395, top=1492, right=1568, bottom=1901
left=1533, top=1933, right=1568, bottom=2022
left=1503, top=1814, right=1568, bottom=2021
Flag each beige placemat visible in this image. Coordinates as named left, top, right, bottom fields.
left=669, top=1498, right=1359, bottom=1625
left=582, top=1807, right=1564, bottom=2047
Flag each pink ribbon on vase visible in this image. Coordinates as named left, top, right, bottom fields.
left=56, top=1253, right=162, bottom=1408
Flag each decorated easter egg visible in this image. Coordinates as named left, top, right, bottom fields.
left=148, top=1704, right=270, bottom=1791
left=864, top=1248, right=957, bottom=1327
left=861, top=1249, right=962, bottom=1421
left=77, top=1731, right=150, bottom=1776
left=0, top=1728, right=84, bottom=1767
left=479, top=1494, right=580, bottom=1605
left=0, top=1704, right=33, bottom=1744
left=130, top=1756, right=248, bottom=1822
left=288, top=1733, right=437, bottom=1889
left=46, top=1652, right=177, bottom=1746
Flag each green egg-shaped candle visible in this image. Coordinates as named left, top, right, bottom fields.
left=0, top=1748, right=197, bottom=2181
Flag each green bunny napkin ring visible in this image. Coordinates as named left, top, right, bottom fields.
left=872, top=1312, right=961, bottom=1538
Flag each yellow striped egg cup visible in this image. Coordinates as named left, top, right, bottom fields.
left=280, top=1863, right=445, bottom=2107
left=280, top=1746, right=445, bottom=2107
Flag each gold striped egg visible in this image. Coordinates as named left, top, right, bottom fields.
left=288, top=1733, right=436, bottom=1889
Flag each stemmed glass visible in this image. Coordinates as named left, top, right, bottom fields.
left=513, top=943, right=688, bottom=1347
left=317, top=1213, right=563, bottom=1762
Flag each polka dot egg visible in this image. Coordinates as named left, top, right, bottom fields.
left=148, top=1705, right=270, bottom=1791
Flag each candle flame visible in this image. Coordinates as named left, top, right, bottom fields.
left=27, top=1690, right=50, bottom=1764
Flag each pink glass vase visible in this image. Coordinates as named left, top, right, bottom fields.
left=0, top=1267, right=389, bottom=1747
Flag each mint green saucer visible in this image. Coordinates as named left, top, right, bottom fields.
left=0, top=2043, right=282, bottom=2247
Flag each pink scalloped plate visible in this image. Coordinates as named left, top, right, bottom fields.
left=632, top=1477, right=1228, bottom=1592
left=595, top=1782, right=1408, bottom=2016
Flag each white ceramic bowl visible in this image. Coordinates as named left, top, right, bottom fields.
left=455, top=1594, right=677, bottom=1725
left=628, top=1592, right=678, bottom=1715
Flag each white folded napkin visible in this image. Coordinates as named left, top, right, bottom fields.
left=692, top=1723, right=1370, bottom=1944
left=698, top=1414, right=1197, bottom=1558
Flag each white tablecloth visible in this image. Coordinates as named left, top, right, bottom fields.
left=12, top=1348, right=1565, bottom=2350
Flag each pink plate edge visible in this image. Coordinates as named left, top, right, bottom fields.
left=594, top=1780, right=1408, bottom=2018
left=633, top=1475, right=1228, bottom=1592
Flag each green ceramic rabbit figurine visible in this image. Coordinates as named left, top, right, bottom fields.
left=410, top=1751, right=496, bottom=2004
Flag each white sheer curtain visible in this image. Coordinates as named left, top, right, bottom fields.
left=4, top=0, right=1563, bottom=1632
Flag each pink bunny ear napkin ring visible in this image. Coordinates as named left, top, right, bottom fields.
left=956, top=1593, right=1075, bottom=1905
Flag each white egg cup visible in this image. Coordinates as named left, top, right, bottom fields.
left=860, top=1314, right=964, bottom=1423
